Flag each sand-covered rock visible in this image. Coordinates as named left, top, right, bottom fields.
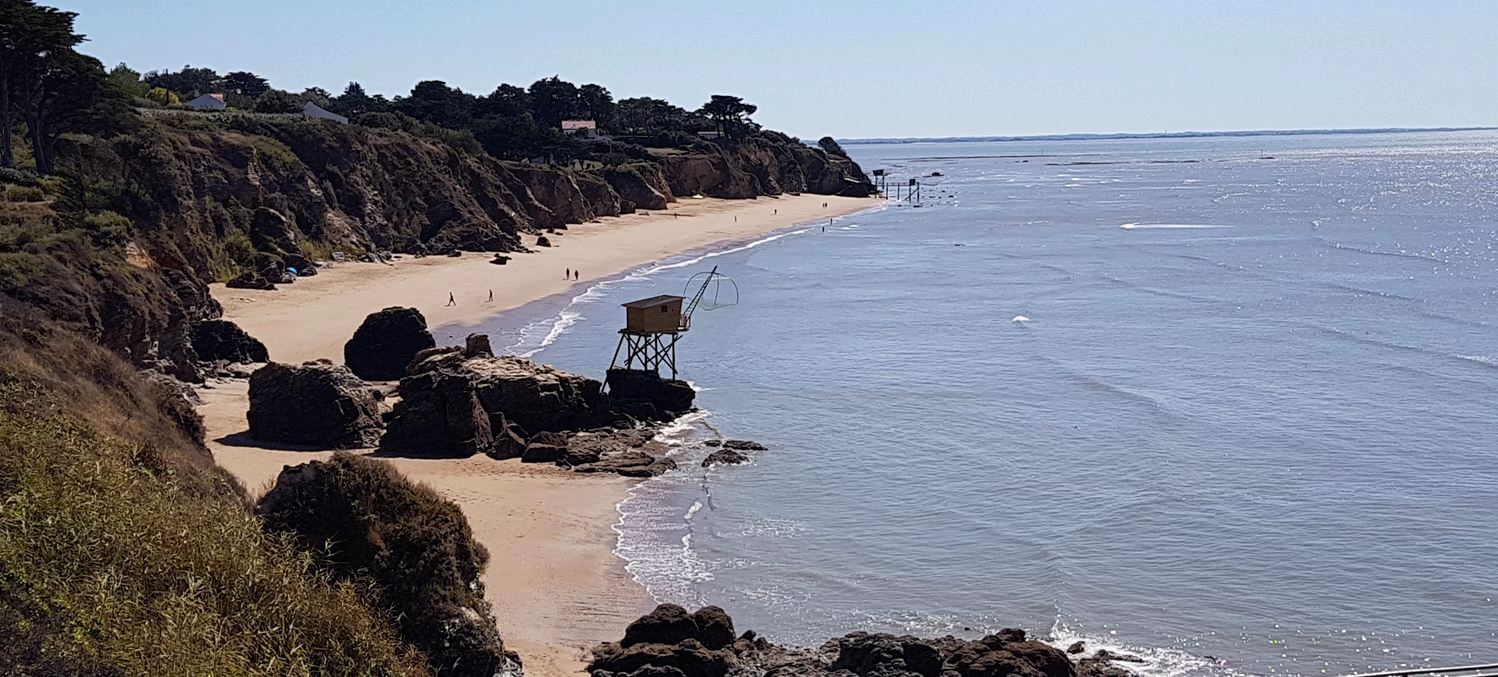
left=247, top=361, right=383, bottom=448
left=190, top=319, right=268, bottom=364
left=343, top=306, right=436, bottom=381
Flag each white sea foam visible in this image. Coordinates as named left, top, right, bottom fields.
left=1047, top=619, right=1239, bottom=677
left=1120, top=223, right=1233, bottom=230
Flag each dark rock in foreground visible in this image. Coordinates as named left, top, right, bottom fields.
left=247, top=361, right=383, bottom=448
left=591, top=605, right=1139, bottom=677
left=379, top=366, right=493, bottom=458
left=606, top=368, right=695, bottom=422
left=190, top=319, right=269, bottom=364
left=225, top=270, right=276, bottom=290
left=343, top=306, right=436, bottom=381
left=258, top=454, right=522, bottom=677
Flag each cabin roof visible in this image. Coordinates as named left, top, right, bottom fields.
left=622, top=294, right=684, bottom=309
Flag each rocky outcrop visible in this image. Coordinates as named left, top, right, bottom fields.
left=657, top=135, right=874, bottom=200
left=258, top=454, right=523, bottom=677
left=510, top=165, right=607, bottom=225
left=190, top=319, right=268, bottom=363
left=406, top=351, right=612, bottom=434
left=247, top=360, right=383, bottom=448
left=343, top=307, right=436, bottom=381
left=576, top=171, right=626, bottom=216
left=607, top=368, right=695, bottom=422
left=379, top=367, right=494, bottom=457
left=590, top=606, right=1130, bottom=677
left=602, top=164, right=673, bottom=211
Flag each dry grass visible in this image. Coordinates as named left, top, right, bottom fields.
left=0, top=320, right=431, bottom=676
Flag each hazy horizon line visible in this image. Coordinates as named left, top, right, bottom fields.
left=842, top=125, right=1498, bottom=145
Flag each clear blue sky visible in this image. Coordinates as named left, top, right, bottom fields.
left=58, top=0, right=1498, bottom=139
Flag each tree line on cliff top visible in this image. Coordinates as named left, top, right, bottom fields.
left=1, top=0, right=848, bottom=180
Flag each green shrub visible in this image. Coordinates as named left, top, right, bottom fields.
left=297, top=238, right=333, bottom=262
left=82, top=211, right=131, bottom=248
left=3, top=186, right=46, bottom=203
left=247, top=136, right=303, bottom=172
left=0, top=253, right=44, bottom=292
left=0, top=167, right=40, bottom=187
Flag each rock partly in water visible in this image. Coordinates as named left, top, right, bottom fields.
left=701, top=449, right=750, bottom=468
left=606, top=368, right=695, bottom=422
left=464, top=333, right=494, bottom=358
left=343, top=306, right=436, bottom=381
left=190, top=319, right=269, bottom=363
left=591, top=606, right=1096, bottom=677
left=247, top=361, right=383, bottom=448
left=721, top=439, right=765, bottom=451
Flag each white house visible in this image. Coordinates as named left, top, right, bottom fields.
left=185, top=93, right=226, bottom=111
left=561, top=119, right=598, bottom=137
left=302, top=101, right=348, bottom=125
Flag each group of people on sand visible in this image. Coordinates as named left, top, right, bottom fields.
left=445, top=268, right=578, bottom=307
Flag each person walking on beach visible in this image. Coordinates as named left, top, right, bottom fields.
left=488, top=289, right=494, bottom=302
left=447, top=292, right=456, bottom=307
left=565, top=267, right=570, bottom=279
left=573, top=269, right=579, bottom=280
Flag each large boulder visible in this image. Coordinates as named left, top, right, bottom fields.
left=607, top=368, right=695, bottom=421
left=190, top=319, right=269, bottom=363
left=622, top=604, right=700, bottom=647
left=247, top=361, right=383, bottom=448
left=225, top=270, right=275, bottom=290
left=379, top=369, right=494, bottom=457
left=408, top=351, right=612, bottom=434
left=258, top=454, right=522, bottom=677
left=343, top=306, right=436, bottom=381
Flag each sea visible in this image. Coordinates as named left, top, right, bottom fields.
left=440, top=130, right=1498, bottom=676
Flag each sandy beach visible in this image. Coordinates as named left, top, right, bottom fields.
left=200, top=194, right=878, bottom=676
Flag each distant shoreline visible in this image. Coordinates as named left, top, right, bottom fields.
left=844, top=125, right=1498, bottom=145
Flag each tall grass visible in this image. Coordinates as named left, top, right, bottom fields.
left=0, top=374, right=430, bottom=676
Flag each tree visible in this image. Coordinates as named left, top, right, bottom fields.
left=818, top=136, right=848, bottom=158
left=145, top=86, right=179, bottom=106
left=578, top=83, right=614, bottom=127
left=0, top=0, right=84, bottom=167
left=616, top=97, right=690, bottom=133
left=143, top=65, right=220, bottom=98
left=698, top=95, right=758, bottom=138
left=299, top=86, right=332, bottom=109
left=19, top=49, right=121, bottom=174
left=253, top=89, right=301, bottom=114
left=475, top=83, right=529, bottom=119
left=106, top=62, right=148, bottom=98
left=221, top=70, right=269, bottom=98
left=394, top=80, right=474, bottom=129
left=333, top=81, right=375, bottom=115
left=527, top=76, right=580, bottom=129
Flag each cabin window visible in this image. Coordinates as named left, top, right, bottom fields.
left=660, top=306, right=668, bottom=313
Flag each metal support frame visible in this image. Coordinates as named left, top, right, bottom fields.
left=609, top=330, right=680, bottom=379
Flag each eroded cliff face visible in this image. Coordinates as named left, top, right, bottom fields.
left=660, top=134, right=875, bottom=199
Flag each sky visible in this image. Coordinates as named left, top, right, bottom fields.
left=57, top=1, right=1498, bottom=139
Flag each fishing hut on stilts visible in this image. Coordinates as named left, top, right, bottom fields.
left=609, top=265, right=736, bottom=380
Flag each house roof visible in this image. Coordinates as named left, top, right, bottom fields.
left=622, top=294, right=684, bottom=309
left=561, top=119, right=597, bottom=130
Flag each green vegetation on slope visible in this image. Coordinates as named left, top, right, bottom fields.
left=0, top=324, right=430, bottom=675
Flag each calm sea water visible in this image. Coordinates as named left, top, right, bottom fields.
left=445, top=131, right=1498, bottom=676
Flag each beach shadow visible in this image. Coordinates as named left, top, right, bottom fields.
left=213, top=430, right=330, bottom=453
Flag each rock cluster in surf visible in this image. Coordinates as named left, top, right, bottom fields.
left=590, top=604, right=1141, bottom=677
